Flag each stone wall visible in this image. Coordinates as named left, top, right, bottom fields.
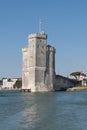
left=54, top=75, right=80, bottom=91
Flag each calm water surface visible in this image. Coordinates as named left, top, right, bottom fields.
left=0, top=90, right=87, bottom=130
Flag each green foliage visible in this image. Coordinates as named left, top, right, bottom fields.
left=14, top=80, right=22, bottom=88
left=83, top=78, right=87, bottom=81
left=70, top=71, right=86, bottom=80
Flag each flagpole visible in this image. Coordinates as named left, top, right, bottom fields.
left=39, top=19, right=42, bottom=33
left=39, top=22, right=41, bottom=32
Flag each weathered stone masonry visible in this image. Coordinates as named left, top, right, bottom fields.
left=22, top=31, right=79, bottom=92
left=22, top=31, right=55, bottom=92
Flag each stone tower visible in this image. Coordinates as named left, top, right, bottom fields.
left=22, top=31, right=56, bottom=92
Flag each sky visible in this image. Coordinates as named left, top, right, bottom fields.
left=0, top=0, right=87, bottom=78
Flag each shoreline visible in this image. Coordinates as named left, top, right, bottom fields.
left=67, top=86, right=87, bottom=91
left=0, top=88, right=21, bottom=91
left=1, top=87, right=87, bottom=92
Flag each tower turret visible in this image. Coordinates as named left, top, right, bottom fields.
left=46, top=45, right=56, bottom=90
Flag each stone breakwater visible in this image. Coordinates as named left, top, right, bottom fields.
left=67, top=86, right=87, bottom=91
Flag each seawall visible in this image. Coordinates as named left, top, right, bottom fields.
left=67, top=86, right=87, bottom=91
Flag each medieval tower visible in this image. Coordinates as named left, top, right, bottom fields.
left=22, top=31, right=56, bottom=92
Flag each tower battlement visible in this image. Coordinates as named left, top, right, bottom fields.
left=22, top=47, right=27, bottom=52
left=47, top=45, right=56, bottom=52
left=28, top=31, right=47, bottom=39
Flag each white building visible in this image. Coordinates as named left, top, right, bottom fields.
left=1, top=78, right=17, bottom=89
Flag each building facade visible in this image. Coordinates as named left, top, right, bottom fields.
left=22, top=31, right=56, bottom=92
left=1, top=78, right=17, bottom=89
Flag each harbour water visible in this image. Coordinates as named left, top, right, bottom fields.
left=0, top=90, right=87, bottom=130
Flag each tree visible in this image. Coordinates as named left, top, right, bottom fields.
left=14, top=80, right=22, bottom=88
left=70, top=71, right=86, bottom=80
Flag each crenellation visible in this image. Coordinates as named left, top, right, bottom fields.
left=29, top=32, right=47, bottom=40
left=47, top=45, right=56, bottom=52
left=22, top=47, right=28, bottom=52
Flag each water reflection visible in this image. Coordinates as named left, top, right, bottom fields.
left=0, top=91, right=87, bottom=130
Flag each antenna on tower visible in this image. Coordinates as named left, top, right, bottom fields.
left=39, top=19, right=43, bottom=33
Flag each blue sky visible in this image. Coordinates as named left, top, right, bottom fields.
left=0, top=0, right=87, bottom=78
